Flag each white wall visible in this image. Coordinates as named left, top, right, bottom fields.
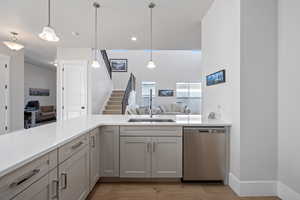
left=107, top=50, right=202, bottom=109
left=278, top=0, right=300, bottom=197
left=24, top=63, right=56, bottom=107
left=0, top=45, right=24, bottom=132
left=57, top=48, right=113, bottom=115
left=202, top=0, right=278, bottom=196
left=240, top=0, right=278, bottom=182
left=202, top=0, right=241, bottom=179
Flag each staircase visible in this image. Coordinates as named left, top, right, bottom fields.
left=103, top=90, right=125, bottom=115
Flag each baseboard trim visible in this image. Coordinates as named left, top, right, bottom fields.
left=278, top=181, right=300, bottom=200
left=229, top=173, right=277, bottom=197
left=229, top=173, right=241, bottom=195
left=99, top=177, right=181, bottom=183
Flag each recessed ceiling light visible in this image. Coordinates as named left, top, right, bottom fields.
left=131, top=37, right=137, bottom=41
left=72, top=31, right=80, bottom=37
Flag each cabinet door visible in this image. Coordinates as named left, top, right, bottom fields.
left=89, top=128, right=100, bottom=190
left=100, top=126, right=119, bottom=177
left=151, top=137, right=182, bottom=178
left=59, top=146, right=90, bottom=200
left=12, top=168, right=58, bottom=200
left=120, top=137, right=151, bottom=178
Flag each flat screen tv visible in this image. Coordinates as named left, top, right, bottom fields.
left=206, top=70, right=226, bottom=86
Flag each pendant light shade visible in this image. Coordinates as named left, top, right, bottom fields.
left=147, top=61, right=156, bottom=69
left=3, top=32, right=24, bottom=51
left=92, top=2, right=101, bottom=68
left=147, top=2, right=156, bottom=69
left=39, top=0, right=60, bottom=42
left=91, top=59, right=101, bottom=68
left=39, top=26, right=59, bottom=42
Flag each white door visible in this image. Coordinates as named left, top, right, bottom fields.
left=89, top=128, right=100, bottom=190
left=61, top=61, right=88, bottom=120
left=100, top=126, right=119, bottom=177
left=0, top=55, right=10, bottom=134
left=12, top=168, right=58, bottom=200
left=59, top=146, right=90, bottom=200
left=151, top=137, right=182, bottom=178
left=120, top=137, right=152, bottom=178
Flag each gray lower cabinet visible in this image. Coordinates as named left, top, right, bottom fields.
left=100, top=126, right=119, bottom=177
left=120, top=137, right=152, bottom=178
left=151, top=137, right=182, bottom=178
left=89, top=128, right=100, bottom=190
left=59, top=146, right=90, bottom=200
left=12, top=168, right=58, bottom=200
left=120, top=136, right=182, bottom=178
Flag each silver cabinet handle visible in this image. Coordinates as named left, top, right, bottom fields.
left=71, top=141, right=83, bottom=150
left=91, top=136, right=95, bottom=148
left=147, top=143, right=152, bottom=153
left=153, top=142, right=156, bottom=153
left=51, top=180, right=59, bottom=199
left=61, top=173, right=67, bottom=190
left=9, top=169, right=40, bottom=188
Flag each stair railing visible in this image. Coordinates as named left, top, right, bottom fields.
left=100, top=50, right=112, bottom=79
left=122, top=73, right=136, bottom=114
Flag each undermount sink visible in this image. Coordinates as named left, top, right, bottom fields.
left=128, top=118, right=176, bottom=123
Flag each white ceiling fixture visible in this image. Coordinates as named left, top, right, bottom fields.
left=131, top=36, right=137, bottom=41
left=39, top=0, right=60, bottom=42
left=147, top=2, right=156, bottom=69
left=3, top=32, right=24, bottom=51
left=91, top=2, right=101, bottom=68
left=0, top=0, right=213, bottom=67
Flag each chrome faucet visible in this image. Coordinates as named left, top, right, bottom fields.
left=149, top=89, right=153, bottom=118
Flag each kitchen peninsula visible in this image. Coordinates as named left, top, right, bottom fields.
left=0, top=115, right=231, bottom=200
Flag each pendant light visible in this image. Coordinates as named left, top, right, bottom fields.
left=147, top=2, right=156, bottom=69
left=39, top=0, right=59, bottom=42
left=91, top=2, right=101, bottom=68
left=3, top=32, right=24, bottom=51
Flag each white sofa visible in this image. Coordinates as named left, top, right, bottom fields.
left=125, top=103, right=190, bottom=115
left=158, top=103, right=191, bottom=115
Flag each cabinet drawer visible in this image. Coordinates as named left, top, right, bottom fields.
left=120, top=126, right=182, bottom=137
left=12, top=168, right=58, bottom=200
left=58, top=134, right=89, bottom=164
left=0, top=150, right=57, bottom=200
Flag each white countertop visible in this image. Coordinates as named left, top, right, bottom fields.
left=0, top=115, right=230, bottom=178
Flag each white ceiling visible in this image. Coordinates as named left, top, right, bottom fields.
left=0, top=0, right=213, bottom=68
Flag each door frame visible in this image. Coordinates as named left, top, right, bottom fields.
left=57, top=60, right=91, bottom=120
left=0, top=54, right=10, bottom=134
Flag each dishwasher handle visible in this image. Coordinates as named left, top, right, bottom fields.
left=184, top=127, right=225, bottom=134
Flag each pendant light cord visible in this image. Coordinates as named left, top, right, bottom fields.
left=150, top=6, right=153, bottom=61
left=48, top=0, right=51, bottom=26
left=93, top=3, right=100, bottom=60
left=95, top=5, right=98, bottom=58
left=149, top=3, right=155, bottom=62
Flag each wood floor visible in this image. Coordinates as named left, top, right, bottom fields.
left=87, top=183, right=280, bottom=200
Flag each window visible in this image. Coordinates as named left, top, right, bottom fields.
left=176, top=83, right=201, bottom=98
left=141, top=82, right=156, bottom=106
left=176, top=83, right=202, bottom=114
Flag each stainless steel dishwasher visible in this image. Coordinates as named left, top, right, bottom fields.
left=183, top=127, right=227, bottom=182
